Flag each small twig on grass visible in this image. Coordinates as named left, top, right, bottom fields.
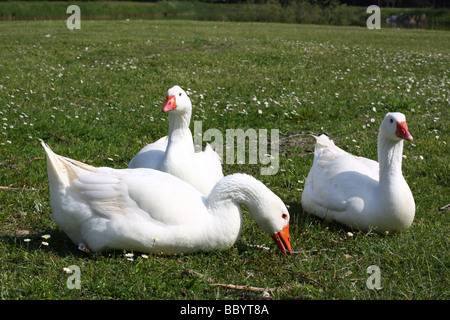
left=47, top=131, right=71, bottom=145
left=297, top=274, right=328, bottom=290
left=439, top=204, right=450, bottom=211
left=291, top=247, right=347, bottom=254
left=183, top=268, right=279, bottom=298
left=210, top=283, right=275, bottom=297
left=26, top=157, right=44, bottom=163
left=279, top=132, right=310, bottom=142
left=0, top=186, right=38, bottom=192
left=244, top=243, right=346, bottom=255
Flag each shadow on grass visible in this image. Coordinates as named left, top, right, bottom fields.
left=0, top=228, right=87, bottom=258
left=1, top=204, right=375, bottom=262
left=287, top=200, right=378, bottom=235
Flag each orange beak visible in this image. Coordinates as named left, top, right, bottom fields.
left=162, top=95, right=177, bottom=112
left=396, top=121, right=413, bottom=141
left=271, top=223, right=291, bottom=254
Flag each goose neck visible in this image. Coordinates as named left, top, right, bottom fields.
left=378, top=135, right=404, bottom=185
left=207, top=174, right=263, bottom=216
left=168, top=112, right=192, bottom=142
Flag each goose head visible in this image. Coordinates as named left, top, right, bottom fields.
left=245, top=186, right=291, bottom=254
left=379, top=112, right=413, bottom=142
left=264, top=199, right=291, bottom=255
left=162, top=85, right=192, bottom=114
left=209, top=174, right=292, bottom=254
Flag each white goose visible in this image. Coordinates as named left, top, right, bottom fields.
left=41, top=141, right=291, bottom=254
left=128, top=85, right=223, bottom=196
left=301, top=112, right=415, bottom=233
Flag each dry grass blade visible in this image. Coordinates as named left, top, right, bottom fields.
left=0, top=186, right=38, bottom=192
left=210, top=283, right=275, bottom=297
left=184, top=269, right=279, bottom=298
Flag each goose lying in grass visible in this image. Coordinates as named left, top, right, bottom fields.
left=129, top=85, right=223, bottom=196
left=301, top=112, right=415, bottom=233
left=41, top=141, right=291, bottom=254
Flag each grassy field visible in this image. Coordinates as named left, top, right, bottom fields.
left=0, top=19, right=449, bottom=302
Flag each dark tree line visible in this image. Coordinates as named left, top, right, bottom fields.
left=2, top=0, right=446, bottom=8
left=338, top=0, right=448, bottom=8
left=197, top=0, right=448, bottom=8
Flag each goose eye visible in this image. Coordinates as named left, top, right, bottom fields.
left=390, top=119, right=394, bottom=123
left=178, top=92, right=182, bottom=96
left=282, top=213, right=287, bottom=219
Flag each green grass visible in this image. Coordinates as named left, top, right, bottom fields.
left=0, top=19, right=449, bottom=301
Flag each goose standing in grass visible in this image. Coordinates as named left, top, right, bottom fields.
left=301, top=112, right=415, bottom=233
left=41, top=141, right=291, bottom=254
left=128, top=85, right=223, bottom=196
